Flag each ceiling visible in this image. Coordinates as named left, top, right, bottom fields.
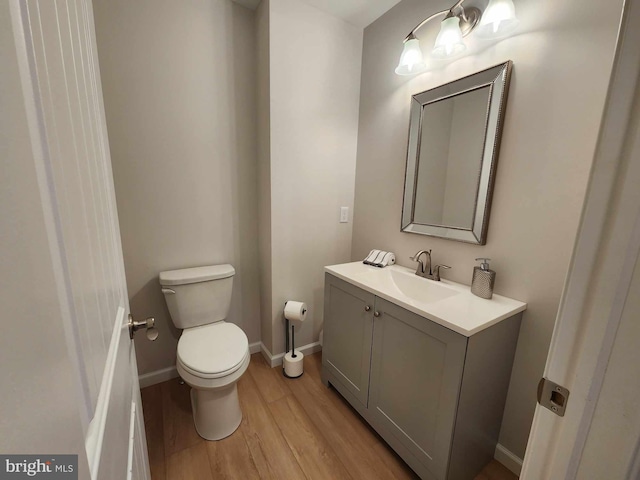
left=294, top=0, right=402, bottom=28
left=232, top=0, right=402, bottom=28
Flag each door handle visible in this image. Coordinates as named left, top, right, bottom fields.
left=128, top=314, right=159, bottom=341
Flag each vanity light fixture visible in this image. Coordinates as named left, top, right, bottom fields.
left=432, top=16, right=466, bottom=58
left=395, top=0, right=518, bottom=76
left=476, top=0, right=519, bottom=37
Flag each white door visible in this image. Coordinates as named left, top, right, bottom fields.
left=521, top=0, right=640, bottom=477
left=2, top=1, right=151, bottom=479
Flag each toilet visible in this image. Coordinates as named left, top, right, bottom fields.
left=159, top=264, right=249, bottom=441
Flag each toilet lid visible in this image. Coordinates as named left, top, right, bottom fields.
left=177, top=322, right=249, bottom=378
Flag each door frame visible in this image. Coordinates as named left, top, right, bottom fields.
left=521, top=0, right=640, bottom=477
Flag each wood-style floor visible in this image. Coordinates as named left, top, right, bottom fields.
left=140, top=352, right=517, bottom=480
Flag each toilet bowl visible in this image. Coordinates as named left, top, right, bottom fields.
left=160, top=264, right=249, bottom=440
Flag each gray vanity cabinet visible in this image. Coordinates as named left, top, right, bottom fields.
left=322, top=273, right=522, bottom=480
left=368, top=297, right=467, bottom=480
left=322, top=275, right=375, bottom=408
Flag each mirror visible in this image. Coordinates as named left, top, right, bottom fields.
left=401, top=61, right=512, bottom=244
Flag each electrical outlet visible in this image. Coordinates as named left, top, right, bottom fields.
left=340, top=207, right=349, bottom=223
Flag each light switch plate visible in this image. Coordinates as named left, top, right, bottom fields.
left=340, top=207, right=349, bottom=223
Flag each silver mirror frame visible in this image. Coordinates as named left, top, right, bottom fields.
left=401, top=61, right=513, bottom=245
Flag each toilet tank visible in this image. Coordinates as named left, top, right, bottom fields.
left=159, top=264, right=235, bottom=329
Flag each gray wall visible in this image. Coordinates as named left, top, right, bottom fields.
left=256, top=0, right=273, bottom=353
left=352, top=0, right=622, bottom=458
left=93, top=0, right=260, bottom=375
left=263, top=0, right=363, bottom=355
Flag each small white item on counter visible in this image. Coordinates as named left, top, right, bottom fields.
left=363, top=249, right=396, bottom=268
left=363, top=249, right=381, bottom=264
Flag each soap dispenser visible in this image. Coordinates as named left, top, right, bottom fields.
left=471, top=258, right=495, bottom=299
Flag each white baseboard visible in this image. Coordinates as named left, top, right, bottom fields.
left=495, top=443, right=523, bottom=476
left=260, top=341, right=322, bottom=368
left=249, top=341, right=261, bottom=354
left=138, top=341, right=262, bottom=388
left=138, top=366, right=179, bottom=389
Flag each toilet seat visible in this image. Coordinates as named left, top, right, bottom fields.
left=177, top=322, right=249, bottom=379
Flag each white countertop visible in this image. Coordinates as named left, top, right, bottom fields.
left=325, top=262, right=527, bottom=337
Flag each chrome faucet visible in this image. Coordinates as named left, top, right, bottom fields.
left=410, top=250, right=431, bottom=277
left=410, top=249, right=451, bottom=281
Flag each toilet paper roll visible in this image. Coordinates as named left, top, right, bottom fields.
left=283, top=351, right=304, bottom=378
left=284, top=301, right=307, bottom=322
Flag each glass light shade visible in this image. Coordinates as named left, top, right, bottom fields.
left=395, top=38, right=427, bottom=75
left=432, top=17, right=466, bottom=58
left=476, top=0, right=519, bottom=37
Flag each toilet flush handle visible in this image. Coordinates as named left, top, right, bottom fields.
left=128, top=314, right=159, bottom=341
left=161, top=288, right=176, bottom=295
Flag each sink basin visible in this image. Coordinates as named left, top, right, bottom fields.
left=388, top=269, right=460, bottom=303
left=353, top=266, right=460, bottom=304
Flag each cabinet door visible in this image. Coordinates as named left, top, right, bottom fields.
left=369, top=298, right=467, bottom=480
left=323, top=274, right=375, bottom=407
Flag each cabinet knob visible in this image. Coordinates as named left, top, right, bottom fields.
left=374, top=311, right=381, bottom=317
left=364, top=305, right=371, bottom=312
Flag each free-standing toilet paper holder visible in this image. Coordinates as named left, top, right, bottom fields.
left=283, top=301, right=306, bottom=378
